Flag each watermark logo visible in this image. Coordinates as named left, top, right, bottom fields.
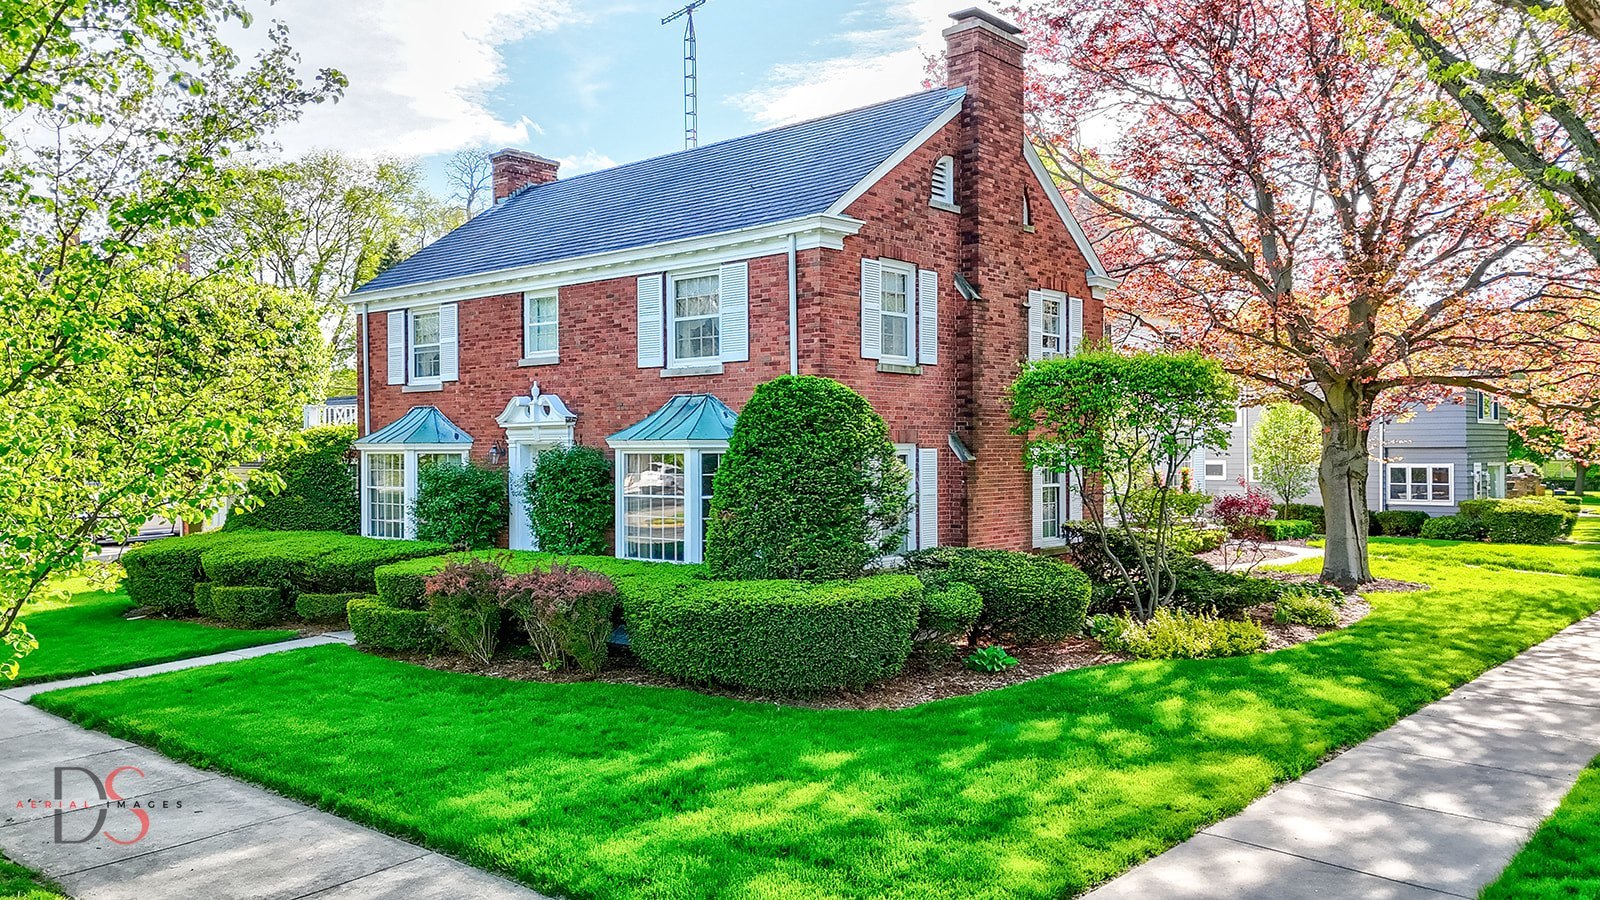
left=11, top=767, right=183, bottom=844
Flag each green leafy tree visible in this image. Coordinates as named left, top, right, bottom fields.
left=225, top=426, right=359, bottom=533
left=706, top=376, right=911, bottom=580
left=525, top=446, right=614, bottom=555
left=1251, top=403, right=1323, bottom=515
left=0, top=1, right=342, bottom=678
left=1010, top=350, right=1237, bottom=619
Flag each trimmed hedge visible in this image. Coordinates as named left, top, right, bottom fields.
left=1419, top=514, right=1485, bottom=541
left=1261, top=519, right=1314, bottom=541
left=624, top=575, right=921, bottom=692
left=914, top=582, right=983, bottom=654
left=224, top=425, right=358, bottom=533
left=1373, top=510, right=1430, bottom=537
left=122, top=531, right=251, bottom=614
left=193, top=582, right=216, bottom=618
left=295, top=592, right=365, bottom=623
left=1483, top=506, right=1567, bottom=545
left=1279, top=503, right=1326, bottom=533
left=209, top=585, right=290, bottom=627
left=347, top=597, right=444, bottom=653
left=901, top=548, right=1092, bottom=643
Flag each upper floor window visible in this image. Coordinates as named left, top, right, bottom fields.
left=930, top=155, right=957, bottom=210
left=1040, top=293, right=1065, bottom=358
left=409, top=308, right=441, bottom=382
left=524, top=293, right=558, bottom=359
left=879, top=261, right=915, bottom=364
left=1477, top=392, right=1503, bottom=423
left=670, top=272, right=721, bottom=365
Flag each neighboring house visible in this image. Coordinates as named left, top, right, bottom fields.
left=344, top=9, right=1118, bottom=559
left=1199, top=392, right=1510, bottom=515
left=303, top=395, right=358, bottom=429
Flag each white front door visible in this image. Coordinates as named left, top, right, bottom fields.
left=508, top=442, right=545, bottom=550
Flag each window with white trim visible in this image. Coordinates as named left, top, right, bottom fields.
left=409, top=308, right=441, bottom=382
left=1388, top=464, right=1452, bottom=504
left=1477, top=392, right=1503, bottom=423
left=879, top=262, right=914, bottom=364
left=1040, top=293, right=1065, bottom=358
left=524, top=294, right=558, bottom=358
left=1040, top=468, right=1065, bottom=542
left=622, top=452, right=686, bottom=562
left=699, top=451, right=721, bottom=559
left=669, top=272, right=720, bottom=365
left=366, top=453, right=405, bottom=539
left=1205, top=460, right=1227, bottom=480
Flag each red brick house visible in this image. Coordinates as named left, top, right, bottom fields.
left=347, top=8, right=1116, bottom=560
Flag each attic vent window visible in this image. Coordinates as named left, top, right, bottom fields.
left=930, top=156, right=959, bottom=212
left=1022, top=187, right=1035, bottom=231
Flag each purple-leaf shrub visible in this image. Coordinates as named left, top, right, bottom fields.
left=423, top=557, right=506, bottom=664
left=500, top=564, right=619, bottom=674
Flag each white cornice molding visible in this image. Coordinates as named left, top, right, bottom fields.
left=1086, top=272, right=1121, bottom=300
left=346, top=214, right=866, bottom=312
left=1023, top=140, right=1110, bottom=280
left=825, top=95, right=966, bottom=217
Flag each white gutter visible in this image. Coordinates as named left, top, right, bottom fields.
left=360, top=302, right=371, bottom=435
left=787, top=234, right=799, bottom=375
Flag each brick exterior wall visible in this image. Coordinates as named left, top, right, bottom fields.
left=359, top=12, right=1104, bottom=553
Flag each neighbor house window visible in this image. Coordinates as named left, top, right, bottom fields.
left=880, top=263, right=914, bottom=363
left=366, top=453, right=406, bottom=539
left=1205, top=460, right=1227, bottom=480
left=524, top=294, right=558, bottom=358
left=409, top=308, right=441, bottom=381
left=1389, top=464, right=1452, bottom=503
left=622, top=452, right=687, bottom=562
left=670, top=272, right=720, bottom=364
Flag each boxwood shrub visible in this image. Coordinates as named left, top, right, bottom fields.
left=624, top=575, right=921, bottom=692
left=294, top=592, right=366, bottom=623
left=1419, top=514, right=1484, bottom=541
left=347, top=597, right=444, bottom=653
left=122, top=531, right=249, bottom=614
left=209, top=585, right=290, bottom=627
left=1261, top=519, right=1314, bottom=541
left=1373, top=510, right=1430, bottom=537
left=914, top=582, right=983, bottom=655
left=1483, top=506, right=1567, bottom=545
left=902, top=548, right=1091, bottom=643
left=1279, top=503, right=1326, bottom=533
left=192, top=582, right=216, bottom=618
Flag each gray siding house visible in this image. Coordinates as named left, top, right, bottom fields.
left=1199, top=392, right=1510, bottom=515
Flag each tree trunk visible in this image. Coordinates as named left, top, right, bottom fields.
left=1576, top=461, right=1588, bottom=496
left=1317, top=408, right=1373, bottom=589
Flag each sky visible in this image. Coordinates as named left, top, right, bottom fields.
left=252, top=0, right=1004, bottom=191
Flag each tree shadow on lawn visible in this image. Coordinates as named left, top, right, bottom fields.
left=31, top=558, right=1600, bottom=900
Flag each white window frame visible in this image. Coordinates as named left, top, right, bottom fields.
left=1387, top=463, right=1454, bottom=505
left=360, top=447, right=471, bottom=539
left=1205, top=460, right=1227, bottom=480
left=1040, top=292, right=1066, bottom=358
left=614, top=444, right=726, bottom=563
left=1234, top=406, right=1246, bottom=427
left=1040, top=468, right=1066, bottom=544
left=1477, top=392, right=1504, bottom=424
left=878, top=259, right=917, bottom=365
left=893, top=444, right=918, bottom=557
left=667, top=270, right=721, bottom=367
left=364, top=453, right=406, bottom=540
left=522, top=293, right=559, bottom=362
left=408, top=307, right=442, bottom=384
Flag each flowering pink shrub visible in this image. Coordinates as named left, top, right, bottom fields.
left=500, top=564, right=619, bottom=674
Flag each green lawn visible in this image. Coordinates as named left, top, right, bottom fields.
left=1482, top=755, right=1600, bottom=899
left=12, top=577, right=294, bottom=686
left=30, top=543, right=1600, bottom=900
left=0, top=856, right=65, bottom=900
left=1359, top=535, right=1600, bottom=577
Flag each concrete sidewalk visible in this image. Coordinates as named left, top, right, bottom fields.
left=0, top=637, right=543, bottom=899
left=1085, top=612, right=1600, bottom=899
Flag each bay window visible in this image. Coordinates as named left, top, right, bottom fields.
left=366, top=454, right=406, bottom=539
left=617, top=448, right=726, bottom=563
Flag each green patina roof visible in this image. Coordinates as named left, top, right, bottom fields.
left=607, top=394, right=738, bottom=444
left=356, top=406, right=473, bottom=447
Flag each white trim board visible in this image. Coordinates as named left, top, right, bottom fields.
left=825, top=93, right=967, bottom=217
left=1023, top=140, right=1113, bottom=282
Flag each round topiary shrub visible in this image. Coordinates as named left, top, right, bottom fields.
left=901, top=548, right=1093, bottom=643
left=414, top=459, right=509, bottom=550
left=526, top=445, right=613, bottom=555
left=705, top=376, right=910, bottom=580
left=914, top=582, right=983, bottom=656
left=225, top=425, right=359, bottom=533
left=623, top=574, right=921, bottom=692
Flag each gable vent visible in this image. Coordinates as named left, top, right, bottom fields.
left=930, top=155, right=956, bottom=208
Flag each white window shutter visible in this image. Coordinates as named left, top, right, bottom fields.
left=438, top=303, right=459, bottom=382
left=637, top=274, right=664, bottom=368
left=918, top=447, right=939, bottom=548
left=917, top=269, right=938, bottom=365
left=1031, top=467, right=1047, bottom=547
left=1027, top=290, right=1045, bottom=362
left=860, top=258, right=882, bottom=360
left=1069, top=295, right=1085, bottom=355
left=386, top=311, right=406, bottom=385
left=719, top=262, right=749, bottom=363
left=1069, top=467, right=1084, bottom=521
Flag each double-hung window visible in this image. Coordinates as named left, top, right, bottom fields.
left=1040, top=468, right=1065, bottom=542
left=670, top=272, right=720, bottom=365
left=409, top=308, right=441, bottom=382
left=524, top=294, right=558, bottom=360
left=1388, top=464, right=1452, bottom=503
left=1040, top=293, right=1065, bottom=358
left=879, top=263, right=914, bottom=364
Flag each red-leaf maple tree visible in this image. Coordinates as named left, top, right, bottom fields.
left=1017, top=0, right=1600, bottom=585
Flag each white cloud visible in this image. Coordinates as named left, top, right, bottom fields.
left=731, top=0, right=1006, bottom=126
left=556, top=150, right=618, bottom=175
left=243, top=0, right=582, bottom=157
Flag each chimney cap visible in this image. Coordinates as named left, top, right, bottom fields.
left=947, top=7, right=1022, bottom=35
left=490, top=147, right=559, bottom=165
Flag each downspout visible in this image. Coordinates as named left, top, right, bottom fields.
left=360, top=302, right=371, bottom=435
left=787, top=235, right=799, bottom=375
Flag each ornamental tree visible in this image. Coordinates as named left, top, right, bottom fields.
left=1009, top=349, right=1237, bottom=619
left=1251, top=403, right=1324, bottom=514
left=0, top=1, right=341, bottom=676
left=1021, top=0, right=1600, bottom=586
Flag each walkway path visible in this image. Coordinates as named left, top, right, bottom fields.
left=0, top=635, right=543, bottom=899
left=1085, top=611, right=1600, bottom=899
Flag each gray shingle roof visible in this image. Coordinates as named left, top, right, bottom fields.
left=353, top=87, right=965, bottom=295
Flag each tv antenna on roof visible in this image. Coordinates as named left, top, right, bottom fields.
left=661, top=0, right=708, bottom=149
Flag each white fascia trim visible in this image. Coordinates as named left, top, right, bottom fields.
left=825, top=96, right=966, bottom=217
left=1024, top=140, right=1111, bottom=280
left=606, top=439, right=731, bottom=451
left=345, top=214, right=865, bottom=313
left=354, top=442, right=473, bottom=453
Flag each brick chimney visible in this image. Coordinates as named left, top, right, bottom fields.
left=944, top=8, right=1026, bottom=186
left=490, top=148, right=560, bottom=202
